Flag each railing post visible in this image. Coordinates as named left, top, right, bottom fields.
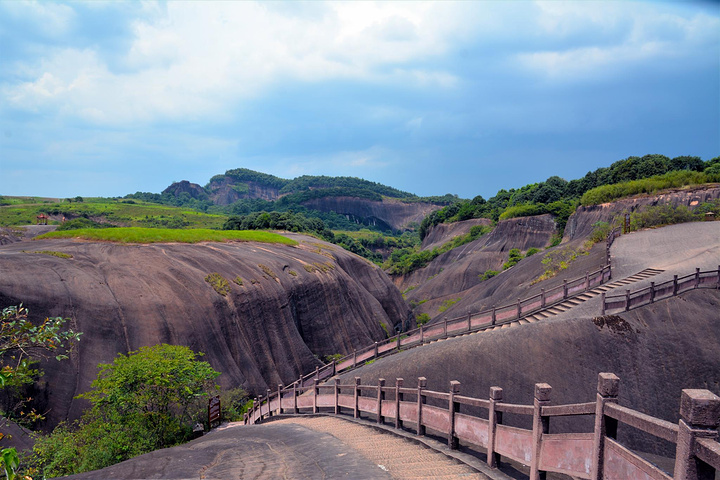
left=717, top=265, right=720, bottom=289
left=353, top=377, right=361, bottom=419
left=376, top=378, right=385, bottom=424
left=591, top=373, right=620, bottom=480
left=332, top=360, right=336, bottom=377
left=563, top=279, right=568, bottom=299
left=585, top=271, right=590, bottom=292
left=293, top=382, right=298, bottom=414
left=315, top=365, right=320, bottom=382
left=541, top=289, right=546, bottom=308
left=467, top=312, right=471, bottom=332
left=277, top=384, right=283, bottom=414
left=673, top=389, right=720, bottom=480
left=625, top=289, right=630, bottom=311
left=416, top=377, right=427, bottom=436
left=395, top=378, right=404, bottom=429
left=448, top=380, right=461, bottom=449
left=650, top=282, right=655, bottom=303
left=267, top=389, right=273, bottom=417
left=530, top=383, right=551, bottom=480
left=487, top=387, right=503, bottom=468
left=674, top=274, right=679, bottom=295
left=374, top=342, right=379, bottom=359
left=695, top=267, right=700, bottom=289
left=517, top=299, right=521, bottom=319
left=396, top=333, right=401, bottom=351
left=491, top=307, right=496, bottom=325
left=334, top=380, right=339, bottom=415
left=419, top=325, right=424, bottom=344
left=443, top=317, right=448, bottom=338
left=601, top=292, right=606, bottom=316
left=312, top=379, right=319, bottom=414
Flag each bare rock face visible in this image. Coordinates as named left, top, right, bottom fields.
left=206, top=178, right=281, bottom=205
left=342, top=289, right=720, bottom=454
left=565, top=185, right=720, bottom=240
left=301, top=197, right=441, bottom=231
left=0, top=234, right=409, bottom=428
left=399, top=215, right=557, bottom=318
left=162, top=181, right=208, bottom=200
left=420, top=218, right=493, bottom=251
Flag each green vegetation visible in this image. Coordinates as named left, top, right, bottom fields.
left=502, top=248, right=523, bottom=270
left=21, top=250, right=73, bottom=259
left=589, top=222, right=612, bottom=244
left=525, top=248, right=539, bottom=257
left=0, top=198, right=226, bottom=228
left=415, top=313, right=431, bottom=326
left=418, top=154, right=718, bottom=241
left=438, top=298, right=460, bottom=313
left=36, top=227, right=298, bottom=245
left=384, top=225, right=492, bottom=275
left=581, top=170, right=720, bottom=206
left=30, top=344, right=220, bottom=477
left=324, top=353, right=344, bottom=363
left=533, top=245, right=589, bottom=283
left=0, top=306, right=82, bottom=479
left=205, top=273, right=230, bottom=296
left=258, top=264, right=278, bottom=280
left=479, top=270, right=499, bottom=281
left=288, top=270, right=298, bottom=277
left=57, top=217, right=113, bottom=231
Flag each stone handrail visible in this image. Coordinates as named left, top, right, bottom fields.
left=602, top=266, right=720, bottom=315
left=245, top=372, right=720, bottom=480
left=285, top=229, right=622, bottom=391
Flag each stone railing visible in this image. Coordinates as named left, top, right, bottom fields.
left=245, top=373, right=720, bottom=480
left=288, top=262, right=612, bottom=389
left=602, top=266, right=720, bottom=315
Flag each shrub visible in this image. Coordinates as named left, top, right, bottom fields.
left=416, top=313, right=430, bottom=326
left=525, top=248, right=539, bottom=257
left=438, top=298, right=460, bottom=313
left=233, top=276, right=244, bottom=286
left=502, top=248, right=523, bottom=270
left=31, top=345, right=220, bottom=477
left=205, top=273, right=230, bottom=296
left=589, top=221, right=612, bottom=244
left=479, top=270, right=499, bottom=281
left=258, top=264, right=278, bottom=280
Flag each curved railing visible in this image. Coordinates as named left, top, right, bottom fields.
left=602, top=266, right=720, bottom=315
left=245, top=372, right=720, bottom=480
left=285, top=228, right=620, bottom=392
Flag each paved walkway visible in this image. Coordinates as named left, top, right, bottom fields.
left=270, top=416, right=492, bottom=480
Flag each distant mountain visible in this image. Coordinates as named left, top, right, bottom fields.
left=157, top=169, right=454, bottom=231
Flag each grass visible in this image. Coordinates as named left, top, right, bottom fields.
left=35, top=228, right=298, bottom=245
left=205, top=273, right=230, bottom=296
left=438, top=298, right=460, bottom=313
left=22, top=250, right=73, bottom=259
left=0, top=198, right=227, bottom=228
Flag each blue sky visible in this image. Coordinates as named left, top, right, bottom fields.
left=1, top=1, right=718, bottom=200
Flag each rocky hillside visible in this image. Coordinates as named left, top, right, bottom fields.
left=0, top=234, right=410, bottom=429
left=160, top=169, right=445, bottom=231
left=565, top=184, right=720, bottom=240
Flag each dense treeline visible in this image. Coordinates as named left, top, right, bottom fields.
left=419, top=154, right=718, bottom=240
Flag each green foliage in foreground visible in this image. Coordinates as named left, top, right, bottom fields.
left=30, top=344, right=221, bottom=477
left=580, top=170, right=720, bottom=206
left=35, top=227, right=298, bottom=246
left=502, top=249, right=523, bottom=270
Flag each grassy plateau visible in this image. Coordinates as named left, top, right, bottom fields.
left=36, top=228, right=298, bottom=246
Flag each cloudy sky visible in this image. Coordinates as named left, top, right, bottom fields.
left=1, top=1, right=718, bottom=200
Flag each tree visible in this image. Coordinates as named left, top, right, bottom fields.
left=0, top=305, right=81, bottom=479
left=32, top=344, right=220, bottom=476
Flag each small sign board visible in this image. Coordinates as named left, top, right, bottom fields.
left=208, top=395, right=221, bottom=428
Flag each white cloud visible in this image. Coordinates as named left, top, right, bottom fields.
left=3, top=1, right=466, bottom=126
left=516, top=1, right=720, bottom=81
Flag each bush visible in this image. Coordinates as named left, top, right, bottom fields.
left=479, top=270, right=499, bottom=281
left=416, top=313, right=431, bottom=326
left=502, top=248, right=523, bottom=270
left=589, top=221, right=612, bottom=244
left=525, top=248, right=539, bottom=257
left=438, top=298, right=460, bottom=313
left=31, top=344, right=220, bottom=477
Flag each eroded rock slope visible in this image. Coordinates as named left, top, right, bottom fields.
left=0, top=234, right=409, bottom=428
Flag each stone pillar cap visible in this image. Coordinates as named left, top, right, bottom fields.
left=490, top=386, right=503, bottom=400
left=680, top=389, right=720, bottom=428
left=597, top=373, right=620, bottom=397
left=450, top=380, right=461, bottom=393
left=535, top=383, right=552, bottom=401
